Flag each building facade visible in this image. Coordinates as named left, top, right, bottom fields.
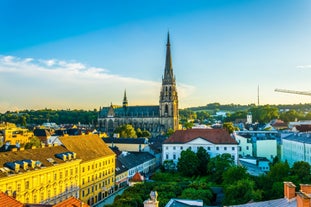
left=59, top=134, right=116, bottom=206
left=0, top=145, right=81, bottom=205
left=0, top=122, right=34, bottom=146
left=98, top=33, right=179, bottom=135
left=162, top=129, right=238, bottom=165
left=282, top=132, right=311, bottom=167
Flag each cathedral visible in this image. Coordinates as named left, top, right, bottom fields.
left=98, top=33, right=179, bottom=136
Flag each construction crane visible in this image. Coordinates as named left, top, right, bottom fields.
left=275, top=89, right=311, bottom=96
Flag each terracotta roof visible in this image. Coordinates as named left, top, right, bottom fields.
left=164, top=129, right=237, bottom=144
left=131, top=172, right=144, bottom=182
left=0, top=191, right=24, bottom=207
left=0, top=145, right=77, bottom=178
left=53, top=196, right=90, bottom=207
left=60, top=134, right=115, bottom=162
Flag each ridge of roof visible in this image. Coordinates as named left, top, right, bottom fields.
left=164, top=129, right=237, bottom=144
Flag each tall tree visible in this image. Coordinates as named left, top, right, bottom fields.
left=177, top=148, right=199, bottom=176
left=196, top=147, right=210, bottom=176
left=114, top=124, right=137, bottom=138
left=207, top=153, right=234, bottom=184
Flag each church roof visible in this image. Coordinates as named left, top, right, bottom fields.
left=60, top=134, right=115, bottom=162
left=164, top=129, right=238, bottom=145
left=99, top=105, right=160, bottom=118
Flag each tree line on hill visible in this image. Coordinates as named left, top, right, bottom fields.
left=1, top=103, right=311, bottom=128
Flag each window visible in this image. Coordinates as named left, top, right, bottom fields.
left=246, top=146, right=249, bottom=150
left=224, top=147, right=227, bottom=151
left=166, top=154, right=169, bottom=159
left=166, top=146, right=168, bottom=150
left=25, top=181, right=29, bottom=189
left=239, top=146, right=242, bottom=151
left=173, top=154, right=176, bottom=160
left=180, top=146, right=183, bottom=150
left=173, top=146, right=176, bottom=150
left=232, top=147, right=235, bottom=151
left=216, top=147, right=219, bottom=150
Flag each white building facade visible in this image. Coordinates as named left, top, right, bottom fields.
left=282, top=133, right=311, bottom=167
left=162, top=129, right=238, bottom=165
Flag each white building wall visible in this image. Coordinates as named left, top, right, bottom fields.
left=162, top=139, right=238, bottom=165
left=282, top=138, right=306, bottom=167
left=256, top=139, right=277, bottom=162
left=234, top=134, right=253, bottom=157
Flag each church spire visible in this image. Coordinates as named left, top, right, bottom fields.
left=163, top=32, right=175, bottom=85
left=123, top=89, right=128, bottom=108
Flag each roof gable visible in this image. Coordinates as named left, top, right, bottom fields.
left=186, top=137, right=214, bottom=145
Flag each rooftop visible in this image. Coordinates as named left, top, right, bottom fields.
left=164, top=129, right=237, bottom=145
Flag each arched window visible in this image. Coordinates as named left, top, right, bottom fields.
left=165, top=104, right=169, bottom=114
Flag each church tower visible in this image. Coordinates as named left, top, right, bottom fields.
left=159, top=32, right=179, bottom=131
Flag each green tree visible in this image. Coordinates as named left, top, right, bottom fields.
left=114, top=124, right=137, bottom=138
left=166, top=128, right=175, bottom=137
left=291, top=161, right=311, bottom=183
left=222, top=166, right=248, bottom=185
left=223, top=179, right=261, bottom=205
left=180, top=188, right=213, bottom=205
left=196, top=147, right=210, bottom=176
left=222, top=122, right=238, bottom=134
left=184, top=122, right=194, bottom=129
left=249, top=105, right=279, bottom=123
left=268, top=161, right=290, bottom=182
left=24, top=136, right=41, bottom=149
left=207, top=153, right=234, bottom=184
left=177, top=148, right=199, bottom=176
left=279, top=110, right=303, bottom=122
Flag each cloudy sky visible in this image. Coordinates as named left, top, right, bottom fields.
left=1, top=0, right=311, bottom=112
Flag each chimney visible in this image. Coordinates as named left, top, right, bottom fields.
left=284, top=182, right=296, bottom=201
left=300, top=184, right=311, bottom=194
left=296, top=191, right=311, bottom=207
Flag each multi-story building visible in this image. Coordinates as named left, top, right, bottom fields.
left=118, top=151, right=156, bottom=179
left=98, top=33, right=179, bottom=135
left=0, top=145, right=81, bottom=204
left=0, top=122, right=34, bottom=146
left=60, top=134, right=116, bottom=206
left=282, top=132, right=311, bottom=167
left=162, top=129, right=238, bottom=165
left=234, top=131, right=278, bottom=162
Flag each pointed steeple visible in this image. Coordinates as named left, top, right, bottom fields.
left=163, top=32, right=175, bottom=85
left=123, top=89, right=128, bottom=108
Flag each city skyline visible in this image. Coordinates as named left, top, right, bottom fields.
left=1, top=0, right=311, bottom=112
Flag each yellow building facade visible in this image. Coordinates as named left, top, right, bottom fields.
left=0, top=145, right=81, bottom=204
left=0, top=122, right=34, bottom=146
left=60, top=134, right=116, bottom=206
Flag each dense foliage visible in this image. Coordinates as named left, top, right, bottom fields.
left=0, top=109, right=98, bottom=126
left=106, top=173, right=213, bottom=207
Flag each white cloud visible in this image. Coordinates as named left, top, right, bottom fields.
left=296, top=65, right=311, bottom=69
left=0, top=55, right=196, bottom=112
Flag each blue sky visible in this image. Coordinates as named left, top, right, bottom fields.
left=1, top=0, right=311, bottom=112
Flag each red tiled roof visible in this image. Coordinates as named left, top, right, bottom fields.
left=53, top=197, right=89, bottom=207
left=164, top=129, right=237, bottom=144
left=0, top=191, right=24, bottom=207
left=131, top=172, right=144, bottom=182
